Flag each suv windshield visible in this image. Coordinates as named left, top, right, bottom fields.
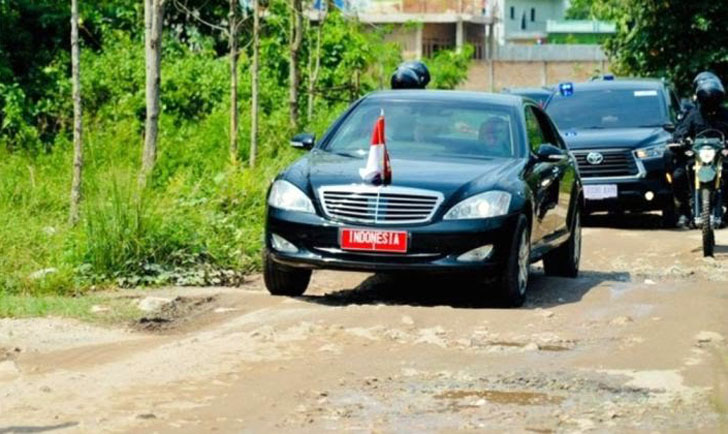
left=547, top=88, right=667, bottom=130
left=325, top=99, right=519, bottom=159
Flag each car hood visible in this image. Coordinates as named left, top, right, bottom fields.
left=287, top=150, right=525, bottom=200
left=562, top=127, right=671, bottom=150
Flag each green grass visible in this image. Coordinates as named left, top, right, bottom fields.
left=0, top=293, right=142, bottom=324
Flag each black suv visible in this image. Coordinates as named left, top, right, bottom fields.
left=546, top=79, right=682, bottom=225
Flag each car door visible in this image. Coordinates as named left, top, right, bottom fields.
left=533, top=106, right=578, bottom=239
left=523, top=104, right=558, bottom=249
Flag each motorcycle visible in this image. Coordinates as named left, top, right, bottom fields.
left=669, top=129, right=728, bottom=256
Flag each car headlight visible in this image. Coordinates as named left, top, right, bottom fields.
left=268, top=180, right=315, bottom=213
left=635, top=144, right=666, bottom=159
left=443, top=191, right=512, bottom=220
left=699, top=147, right=717, bottom=164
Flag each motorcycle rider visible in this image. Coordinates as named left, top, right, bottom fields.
left=672, top=74, right=728, bottom=227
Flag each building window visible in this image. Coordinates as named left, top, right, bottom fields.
left=510, top=6, right=515, bottom=19
left=531, top=8, right=535, bottom=22
left=521, top=13, right=526, bottom=30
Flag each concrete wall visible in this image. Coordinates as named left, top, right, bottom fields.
left=504, top=0, right=566, bottom=39
left=460, top=60, right=611, bottom=91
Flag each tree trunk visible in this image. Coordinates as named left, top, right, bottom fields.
left=307, top=11, right=324, bottom=123
left=250, top=0, right=259, bottom=168
left=69, top=0, right=83, bottom=226
left=229, top=0, right=239, bottom=165
left=289, top=0, right=303, bottom=129
left=140, top=0, right=164, bottom=187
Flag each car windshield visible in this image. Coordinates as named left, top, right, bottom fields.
left=547, top=88, right=667, bottom=130
left=324, top=99, right=518, bottom=159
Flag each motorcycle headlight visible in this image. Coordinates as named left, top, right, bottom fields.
left=635, top=144, right=666, bottom=159
left=268, top=180, right=315, bottom=213
left=698, top=147, right=717, bottom=164
left=444, top=191, right=512, bottom=220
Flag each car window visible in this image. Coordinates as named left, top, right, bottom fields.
left=325, top=99, right=519, bottom=159
left=547, top=88, right=668, bottom=130
left=668, top=89, right=681, bottom=122
left=531, top=106, right=564, bottom=149
left=524, top=106, right=547, bottom=154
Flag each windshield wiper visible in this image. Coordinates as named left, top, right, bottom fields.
left=579, top=125, right=606, bottom=130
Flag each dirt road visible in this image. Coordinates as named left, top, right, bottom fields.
left=1, top=216, right=728, bottom=433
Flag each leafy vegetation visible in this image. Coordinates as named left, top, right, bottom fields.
left=564, top=0, right=728, bottom=94
left=0, top=1, right=472, bottom=300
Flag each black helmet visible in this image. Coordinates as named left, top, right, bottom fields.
left=696, top=77, right=725, bottom=112
left=391, top=61, right=430, bottom=89
left=693, top=71, right=719, bottom=91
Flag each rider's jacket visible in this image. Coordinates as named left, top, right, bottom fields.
left=674, top=104, right=728, bottom=143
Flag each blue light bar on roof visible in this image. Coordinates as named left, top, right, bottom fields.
left=558, top=82, right=574, bottom=96
left=603, top=74, right=615, bottom=81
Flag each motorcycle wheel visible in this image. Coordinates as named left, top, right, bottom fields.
left=701, top=187, right=715, bottom=257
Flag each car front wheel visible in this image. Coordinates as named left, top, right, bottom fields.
left=496, top=215, right=530, bottom=308
left=263, top=249, right=312, bottom=296
left=543, top=208, right=581, bottom=278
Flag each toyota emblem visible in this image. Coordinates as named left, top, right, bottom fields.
left=586, top=152, right=604, bottom=165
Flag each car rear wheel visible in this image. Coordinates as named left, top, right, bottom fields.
left=263, top=249, right=312, bottom=296
left=543, top=208, right=581, bottom=278
left=496, top=215, right=530, bottom=308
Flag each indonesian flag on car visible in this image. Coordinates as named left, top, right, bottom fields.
left=359, top=110, right=392, bottom=185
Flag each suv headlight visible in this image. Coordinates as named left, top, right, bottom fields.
left=635, top=144, right=666, bottom=159
left=268, top=180, right=315, bottom=213
left=699, top=147, right=717, bottom=164
left=444, top=191, right=512, bottom=220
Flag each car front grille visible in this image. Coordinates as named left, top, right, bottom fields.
left=572, top=149, right=640, bottom=178
left=318, top=185, right=443, bottom=225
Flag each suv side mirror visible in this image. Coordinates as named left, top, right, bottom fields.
left=291, top=133, right=315, bottom=150
left=536, top=143, right=567, bottom=162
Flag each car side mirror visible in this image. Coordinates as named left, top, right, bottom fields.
left=291, top=133, right=315, bottom=150
left=663, top=123, right=676, bottom=133
left=536, top=143, right=567, bottom=162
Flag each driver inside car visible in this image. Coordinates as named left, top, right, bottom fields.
left=479, top=117, right=512, bottom=157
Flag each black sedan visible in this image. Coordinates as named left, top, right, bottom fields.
left=264, top=90, right=583, bottom=307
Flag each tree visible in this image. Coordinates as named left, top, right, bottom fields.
left=250, top=0, right=259, bottom=168
left=289, top=0, right=303, bottom=129
left=565, top=0, right=595, bottom=19
left=140, top=0, right=165, bottom=186
left=69, top=0, right=83, bottom=225
left=597, top=0, right=728, bottom=94
left=307, top=8, right=325, bottom=122
left=229, top=0, right=240, bottom=164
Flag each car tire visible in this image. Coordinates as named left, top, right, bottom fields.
left=543, top=208, right=581, bottom=278
left=661, top=201, right=678, bottom=228
left=263, top=249, right=311, bottom=296
left=496, top=215, right=530, bottom=308
left=701, top=188, right=715, bottom=257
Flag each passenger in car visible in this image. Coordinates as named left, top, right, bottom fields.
left=479, top=117, right=512, bottom=157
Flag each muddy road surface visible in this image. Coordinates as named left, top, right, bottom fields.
left=1, top=217, right=728, bottom=433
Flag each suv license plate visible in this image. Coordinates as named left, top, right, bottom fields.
left=584, top=184, right=618, bottom=200
left=340, top=228, right=408, bottom=253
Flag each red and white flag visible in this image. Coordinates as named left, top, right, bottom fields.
left=359, top=110, right=392, bottom=185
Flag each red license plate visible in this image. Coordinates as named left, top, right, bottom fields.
left=340, top=228, right=408, bottom=253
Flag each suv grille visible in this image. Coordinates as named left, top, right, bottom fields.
left=572, top=149, right=639, bottom=178
left=319, top=185, right=443, bottom=224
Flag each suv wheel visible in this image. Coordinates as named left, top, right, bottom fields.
left=661, top=201, right=678, bottom=228
left=263, top=249, right=312, bottom=296
left=543, top=208, right=581, bottom=278
left=496, top=215, right=530, bottom=308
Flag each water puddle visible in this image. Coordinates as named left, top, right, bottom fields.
left=435, top=390, right=564, bottom=406
left=487, top=341, right=572, bottom=352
